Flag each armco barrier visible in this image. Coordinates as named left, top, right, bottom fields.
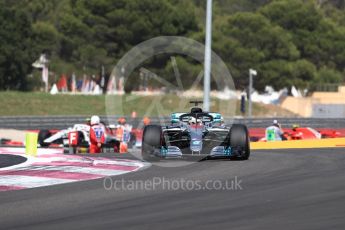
left=1, top=116, right=345, bottom=130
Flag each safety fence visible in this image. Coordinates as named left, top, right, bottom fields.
left=1, top=116, right=345, bottom=130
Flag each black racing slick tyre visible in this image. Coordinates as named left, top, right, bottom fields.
left=230, top=124, right=250, bottom=160
left=128, top=133, right=136, bottom=149
left=38, top=130, right=51, bottom=147
left=142, top=125, right=162, bottom=161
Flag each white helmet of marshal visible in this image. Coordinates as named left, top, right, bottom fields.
left=90, top=115, right=100, bottom=125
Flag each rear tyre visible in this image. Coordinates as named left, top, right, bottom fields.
left=230, top=124, right=250, bottom=160
left=38, top=130, right=51, bottom=147
left=128, top=133, right=136, bottom=149
left=66, top=131, right=87, bottom=154
left=68, top=146, right=77, bottom=154
left=142, top=125, right=162, bottom=161
left=77, top=131, right=88, bottom=147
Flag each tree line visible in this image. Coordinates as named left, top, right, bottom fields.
left=0, top=0, right=344, bottom=92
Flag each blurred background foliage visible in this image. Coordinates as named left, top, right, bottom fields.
left=0, top=0, right=345, bottom=91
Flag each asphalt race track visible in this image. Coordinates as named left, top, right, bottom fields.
left=0, top=148, right=345, bottom=230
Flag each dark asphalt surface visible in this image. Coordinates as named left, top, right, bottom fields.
left=0, top=148, right=345, bottom=230
left=0, top=154, right=26, bottom=168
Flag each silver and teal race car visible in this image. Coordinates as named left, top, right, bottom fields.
left=142, top=102, right=250, bottom=161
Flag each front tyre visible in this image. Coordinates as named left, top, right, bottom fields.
left=142, top=125, right=162, bottom=161
left=230, top=124, right=250, bottom=160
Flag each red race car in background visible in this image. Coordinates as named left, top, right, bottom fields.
left=251, top=126, right=343, bottom=142
left=282, top=126, right=340, bottom=140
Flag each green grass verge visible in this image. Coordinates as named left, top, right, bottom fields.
left=0, top=92, right=296, bottom=117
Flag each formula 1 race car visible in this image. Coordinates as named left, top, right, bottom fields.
left=142, top=101, right=250, bottom=161
left=38, top=124, right=90, bottom=147
left=38, top=123, right=137, bottom=153
left=256, top=126, right=342, bottom=142
left=283, top=126, right=341, bottom=140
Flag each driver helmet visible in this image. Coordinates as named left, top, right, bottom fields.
left=90, top=115, right=100, bottom=125
left=85, top=117, right=91, bottom=125
left=189, top=117, right=197, bottom=125
left=292, top=124, right=299, bottom=130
